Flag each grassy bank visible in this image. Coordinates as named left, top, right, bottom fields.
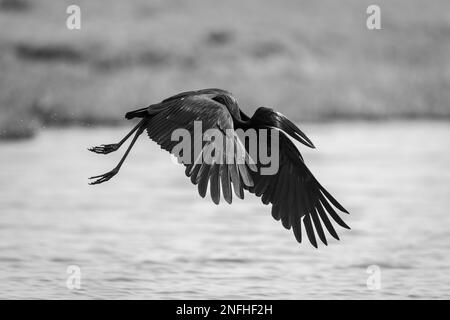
left=1, top=0, right=449, bottom=139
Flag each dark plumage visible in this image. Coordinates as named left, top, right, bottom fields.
left=88, top=88, right=350, bottom=247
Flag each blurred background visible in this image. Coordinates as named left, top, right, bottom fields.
left=0, top=0, right=449, bottom=299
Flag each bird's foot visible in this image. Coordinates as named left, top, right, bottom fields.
left=88, top=144, right=119, bottom=154
left=89, top=168, right=118, bottom=185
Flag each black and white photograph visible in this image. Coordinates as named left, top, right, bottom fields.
left=0, top=0, right=449, bottom=303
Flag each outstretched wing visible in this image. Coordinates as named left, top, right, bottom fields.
left=145, top=94, right=256, bottom=204
left=246, top=131, right=350, bottom=247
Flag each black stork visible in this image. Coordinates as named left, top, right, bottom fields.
left=88, top=88, right=350, bottom=247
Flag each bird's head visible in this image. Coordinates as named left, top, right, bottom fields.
left=251, top=107, right=315, bottom=148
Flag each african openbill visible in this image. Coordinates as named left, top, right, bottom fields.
left=88, top=88, right=350, bottom=247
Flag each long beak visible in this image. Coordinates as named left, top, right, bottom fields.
left=278, top=113, right=315, bottom=148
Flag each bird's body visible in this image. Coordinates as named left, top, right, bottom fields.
left=89, top=88, right=349, bottom=247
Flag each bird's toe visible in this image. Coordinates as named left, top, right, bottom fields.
left=88, top=169, right=118, bottom=185
left=88, top=144, right=119, bottom=154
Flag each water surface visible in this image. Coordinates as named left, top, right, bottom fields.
left=0, top=121, right=449, bottom=299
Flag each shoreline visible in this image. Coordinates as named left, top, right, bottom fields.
left=1, top=116, right=449, bottom=142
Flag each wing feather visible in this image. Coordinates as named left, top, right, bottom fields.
left=144, top=93, right=254, bottom=205
left=210, top=164, right=220, bottom=204
left=220, top=165, right=232, bottom=204
left=316, top=198, right=340, bottom=240
left=198, top=163, right=211, bottom=198
left=245, top=130, right=350, bottom=247
left=303, top=214, right=318, bottom=248
left=318, top=193, right=351, bottom=229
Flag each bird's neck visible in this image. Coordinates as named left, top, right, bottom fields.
left=233, top=117, right=252, bottom=130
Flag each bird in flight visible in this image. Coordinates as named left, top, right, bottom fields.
left=88, top=88, right=350, bottom=247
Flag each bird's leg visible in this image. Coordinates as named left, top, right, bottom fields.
left=88, top=120, right=145, bottom=154
left=89, top=124, right=145, bottom=185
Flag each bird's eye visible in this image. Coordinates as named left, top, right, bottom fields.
left=212, top=95, right=227, bottom=106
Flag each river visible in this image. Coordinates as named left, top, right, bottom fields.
left=0, top=121, right=449, bottom=299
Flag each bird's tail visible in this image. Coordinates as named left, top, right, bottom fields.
left=125, top=107, right=149, bottom=120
